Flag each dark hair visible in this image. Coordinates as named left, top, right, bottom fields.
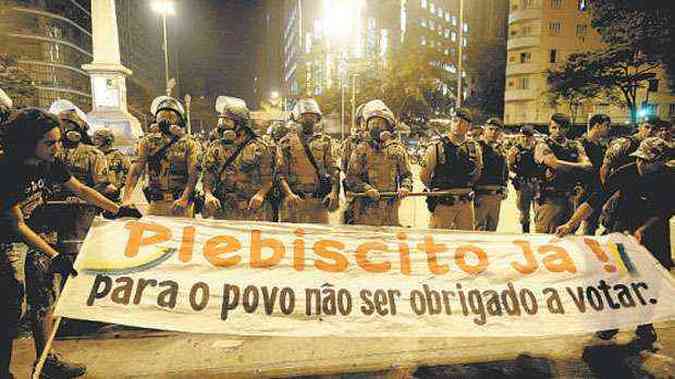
left=588, top=114, right=611, bottom=129
left=3, top=108, right=61, bottom=161
left=551, top=113, right=571, bottom=129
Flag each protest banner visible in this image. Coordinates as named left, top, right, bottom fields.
left=55, top=216, right=675, bottom=337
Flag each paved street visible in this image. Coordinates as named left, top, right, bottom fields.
left=11, top=164, right=675, bottom=378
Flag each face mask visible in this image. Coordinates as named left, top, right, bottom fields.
left=301, top=120, right=314, bottom=134
left=158, top=119, right=172, bottom=135
left=220, top=129, right=236, bottom=143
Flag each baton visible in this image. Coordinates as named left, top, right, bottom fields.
left=347, top=190, right=468, bottom=198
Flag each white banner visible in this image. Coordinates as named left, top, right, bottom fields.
left=55, top=216, right=675, bottom=337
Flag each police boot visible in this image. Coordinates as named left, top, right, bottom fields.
left=521, top=222, right=530, bottom=233
left=634, top=324, right=659, bottom=351
left=34, top=353, right=86, bottom=378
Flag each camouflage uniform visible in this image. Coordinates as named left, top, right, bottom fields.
left=203, top=96, right=275, bottom=221
left=420, top=136, right=482, bottom=230
left=346, top=139, right=413, bottom=226
left=136, top=132, right=202, bottom=217
left=276, top=131, right=338, bottom=223
left=94, top=129, right=131, bottom=192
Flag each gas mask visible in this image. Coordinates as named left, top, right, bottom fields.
left=300, top=119, right=315, bottom=135
left=217, top=117, right=237, bottom=143
left=158, top=119, right=184, bottom=137
left=62, top=122, right=83, bottom=148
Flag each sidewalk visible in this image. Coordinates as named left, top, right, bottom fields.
left=11, top=321, right=675, bottom=378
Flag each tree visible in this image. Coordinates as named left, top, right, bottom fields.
left=589, top=0, right=675, bottom=91
left=546, top=53, right=611, bottom=125
left=0, top=54, right=37, bottom=107
left=464, top=40, right=507, bottom=123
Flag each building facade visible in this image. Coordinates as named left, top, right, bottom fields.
left=504, top=0, right=675, bottom=127
left=280, top=0, right=472, bottom=101
left=0, top=0, right=164, bottom=124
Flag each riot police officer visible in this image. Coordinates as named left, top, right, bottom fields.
left=276, top=98, right=340, bottom=223
left=345, top=100, right=413, bottom=226
left=507, top=125, right=540, bottom=233
left=122, top=96, right=202, bottom=217
left=473, top=118, right=508, bottom=231
left=93, top=128, right=131, bottom=202
left=341, top=103, right=366, bottom=224
left=533, top=113, right=592, bottom=233
left=202, top=96, right=275, bottom=221
left=48, top=100, right=113, bottom=258
left=601, top=116, right=660, bottom=184
left=420, top=108, right=482, bottom=230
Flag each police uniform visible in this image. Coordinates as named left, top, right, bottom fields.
left=136, top=132, right=201, bottom=217
left=507, top=141, right=540, bottom=233
left=420, top=136, right=482, bottom=230
left=474, top=139, right=508, bottom=231
left=49, top=104, right=111, bottom=257
left=533, top=137, right=589, bottom=233
left=276, top=131, right=338, bottom=223
left=94, top=129, right=131, bottom=195
left=346, top=139, right=413, bottom=226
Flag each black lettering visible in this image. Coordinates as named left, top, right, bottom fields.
left=133, top=278, right=157, bottom=305
left=87, top=274, right=112, bottom=306
left=221, top=284, right=240, bottom=320
left=111, top=277, right=133, bottom=305
left=157, top=280, right=179, bottom=309
left=189, top=282, right=210, bottom=311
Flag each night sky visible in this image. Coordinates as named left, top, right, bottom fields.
left=172, top=0, right=259, bottom=124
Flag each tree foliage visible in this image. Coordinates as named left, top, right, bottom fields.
left=464, top=40, right=506, bottom=123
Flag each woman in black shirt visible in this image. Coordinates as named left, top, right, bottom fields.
left=0, top=108, right=135, bottom=378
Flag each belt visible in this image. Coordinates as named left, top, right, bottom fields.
left=475, top=185, right=506, bottom=196
left=436, top=192, right=475, bottom=206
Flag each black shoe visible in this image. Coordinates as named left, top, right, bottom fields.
left=634, top=325, right=658, bottom=351
left=595, top=329, right=619, bottom=340
left=522, top=223, right=530, bottom=233
left=34, top=353, right=86, bottom=378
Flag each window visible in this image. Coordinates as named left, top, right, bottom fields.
left=445, top=11, right=450, bottom=22
left=519, top=76, right=530, bottom=89
left=463, top=37, right=467, bottom=47
left=551, top=0, right=561, bottom=8
left=550, top=49, right=557, bottom=63
left=451, top=15, right=457, bottom=26
left=669, top=103, right=675, bottom=117
left=520, top=52, right=532, bottom=63
left=463, top=23, right=469, bottom=33
left=421, top=0, right=427, bottom=8
left=305, top=33, right=312, bottom=53
left=421, top=36, right=427, bottom=45
left=429, top=20, right=435, bottom=30
left=549, top=22, right=561, bottom=33
left=522, top=25, right=532, bottom=35
left=521, top=0, right=535, bottom=9
left=576, top=24, right=587, bottom=35
left=421, top=19, right=427, bottom=28
left=430, top=2, right=435, bottom=13
left=578, top=0, right=588, bottom=11
left=451, top=31, right=457, bottom=41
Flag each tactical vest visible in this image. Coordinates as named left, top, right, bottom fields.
left=476, top=141, right=507, bottom=186
left=364, top=141, right=402, bottom=192
left=512, top=146, right=541, bottom=178
left=430, top=137, right=474, bottom=190
left=540, top=137, right=580, bottom=191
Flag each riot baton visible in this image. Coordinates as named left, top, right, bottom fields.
left=347, top=190, right=466, bottom=198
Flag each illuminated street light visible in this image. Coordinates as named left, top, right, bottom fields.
left=152, top=0, right=175, bottom=96
left=270, top=91, right=280, bottom=100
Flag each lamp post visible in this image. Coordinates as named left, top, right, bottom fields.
left=351, top=73, right=359, bottom=135
left=456, top=0, right=464, bottom=109
left=152, top=0, right=175, bottom=96
left=184, top=93, right=192, bottom=134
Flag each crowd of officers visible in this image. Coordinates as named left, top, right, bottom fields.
left=0, top=85, right=674, bottom=378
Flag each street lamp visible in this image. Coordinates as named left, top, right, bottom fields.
left=351, top=73, right=360, bottom=134
left=152, top=0, right=175, bottom=96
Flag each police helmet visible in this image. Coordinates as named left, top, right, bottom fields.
left=362, top=100, right=396, bottom=128
left=292, top=98, right=322, bottom=121
left=93, top=128, right=115, bottom=146
left=150, top=96, right=186, bottom=126
left=215, top=96, right=250, bottom=129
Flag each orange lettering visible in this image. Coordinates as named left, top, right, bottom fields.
left=179, top=226, right=196, bottom=263
left=396, top=232, right=412, bottom=275
left=355, top=241, right=391, bottom=273
left=313, top=240, right=348, bottom=272
left=124, top=221, right=171, bottom=258
left=417, top=235, right=449, bottom=275
left=512, top=240, right=538, bottom=274
left=539, top=244, right=577, bottom=273
left=204, top=235, right=241, bottom=267
left=250, top=229, right=285, bottom=268
left=293, top=228, right=305, bottom=271
left=455, top=245, right=488, bottom=275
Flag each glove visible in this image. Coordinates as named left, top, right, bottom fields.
left=103, top=205, right=143, bottom=219
left=49, top=254, right=78, bottom=277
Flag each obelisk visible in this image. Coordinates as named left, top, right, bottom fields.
left=82, top=0, right=142, bottom=154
